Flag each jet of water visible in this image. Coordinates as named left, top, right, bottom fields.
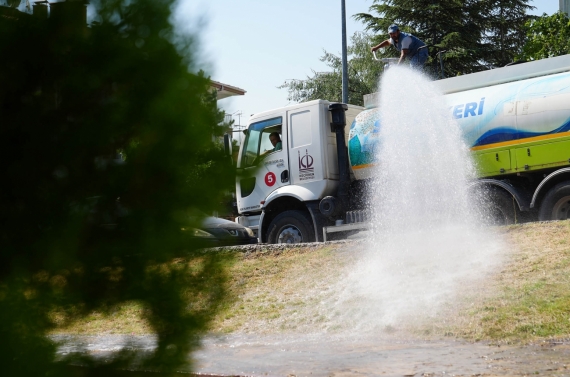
left=328, top=67, right=504, bottom=332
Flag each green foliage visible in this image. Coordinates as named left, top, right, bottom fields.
left=279, top=32, right=383, bottom=106
left=355, top=0, right=483, bottom=76
left=0, top=0, right=234, bottom=375
left=481, top=0, right=535, bottom=67
left=518, top=12, right=570, bottom=61
left=206, top=83, right=235, bottom=137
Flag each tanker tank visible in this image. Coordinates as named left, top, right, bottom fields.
left=349, top=69, right=570, bottom=180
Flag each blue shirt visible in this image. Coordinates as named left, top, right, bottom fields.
left=390, top=31, right=426, bottom=58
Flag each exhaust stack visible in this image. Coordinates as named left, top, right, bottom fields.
left=320, top=103, right=350, bottom=220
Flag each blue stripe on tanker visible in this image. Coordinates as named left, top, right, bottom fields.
left=473, top=117, right=570, bottom=147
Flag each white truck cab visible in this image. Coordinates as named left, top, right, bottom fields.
left=235, top=100, right=363, bottom=243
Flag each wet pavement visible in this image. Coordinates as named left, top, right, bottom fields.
left=53, top=333, right=570, bottom=376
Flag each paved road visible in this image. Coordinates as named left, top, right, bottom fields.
left=53, top=333, right=570, bottom=376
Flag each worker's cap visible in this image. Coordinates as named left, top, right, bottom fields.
left=388, top=24, right=399, bottom=33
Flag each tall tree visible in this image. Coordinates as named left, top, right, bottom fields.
left=0, top=0, right=233, bottom=375
left=355, top=0, right=490, bottom=77
left=279, top=32, right=383, bottom=106
left=518, top=11, right=570, bottom=61
left=482, top=0, right=535, bottom=67
left=355, top=0, right=534, bottom=76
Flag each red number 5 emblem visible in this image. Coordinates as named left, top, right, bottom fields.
left=265, top=172, right=276, bottom=187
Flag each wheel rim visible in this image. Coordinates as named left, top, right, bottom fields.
left=551, top=196, right=570, bottom=220
left=276, top=225, right=303, bottom=244
left=487, top=205, right=508, bottom=225
left=482, top=199, right=510, bottom=225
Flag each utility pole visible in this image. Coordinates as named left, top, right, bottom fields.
left=561, top=0, right=570, bottom=17
left=341, top=0, right=348, bottom=104
left=227, top=111, right=244, bottom=145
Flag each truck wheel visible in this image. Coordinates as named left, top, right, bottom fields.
left=267, top=210, right=315, bottom=244
left=538, top=181, right=570, bottom=221
left=481, top=189, right=519, bottom=225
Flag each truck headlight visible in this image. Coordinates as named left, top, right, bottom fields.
left=182, top=227, right=216, bottom=238
left=245, top=227, right=255, bottom=237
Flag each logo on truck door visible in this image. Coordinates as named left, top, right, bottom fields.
left=298, top=150, right=315, bottom=181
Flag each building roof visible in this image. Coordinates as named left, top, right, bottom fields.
left=210, top=80, right=246, bottom=100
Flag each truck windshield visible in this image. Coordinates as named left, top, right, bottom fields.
left=240, top=117, right=282, bottom=168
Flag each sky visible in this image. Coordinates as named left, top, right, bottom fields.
left=177, top=0, right=561, bottom=129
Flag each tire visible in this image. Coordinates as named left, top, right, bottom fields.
left=480, top=189, right=519, bottom=225
left=267, top=210, right=315, bottom=244
left=538, top=181, right=570, bottom=221
left=319, top=196, right=338, bottom=217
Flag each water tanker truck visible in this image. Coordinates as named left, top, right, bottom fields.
left=233, top=54, right=570, bottom=244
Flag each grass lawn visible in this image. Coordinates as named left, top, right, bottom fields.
left=52, top=220, right=570, bottom=343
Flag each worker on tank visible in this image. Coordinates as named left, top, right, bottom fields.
left=371, top=24, right=428, bottom=69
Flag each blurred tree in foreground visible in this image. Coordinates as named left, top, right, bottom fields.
left=0, top=0, right=234, bottom=375
left=518, top=11, right=570, bottom=61
left=279, top=32, right=383, bottom=106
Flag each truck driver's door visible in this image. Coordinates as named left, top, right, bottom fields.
left=236, top=116, right=290, bottom=214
